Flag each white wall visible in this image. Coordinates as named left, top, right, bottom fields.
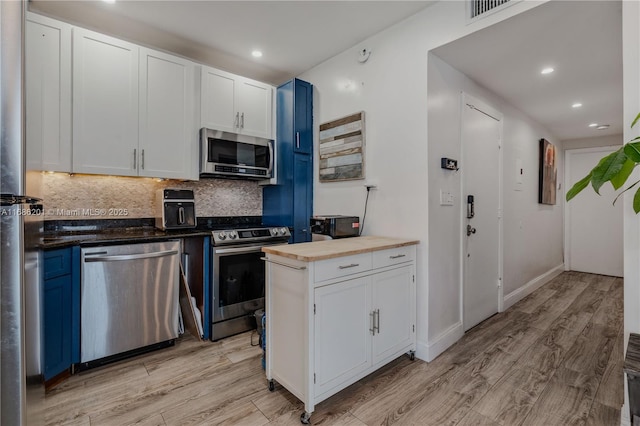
left=427, top=54, right=564, bottom=350
left=299, top=0, right=547, bottom=360
left=562, top=134, right=623, bottom=151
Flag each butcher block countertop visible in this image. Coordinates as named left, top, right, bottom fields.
left=262, top=236, right=419, bottom=262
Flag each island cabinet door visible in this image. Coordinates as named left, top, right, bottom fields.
left=314, top=277, right=372, bottom=397
left=371, top=265, right=414, bottom=365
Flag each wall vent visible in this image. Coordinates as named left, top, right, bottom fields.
left=470, top=0, right=511, bottom=19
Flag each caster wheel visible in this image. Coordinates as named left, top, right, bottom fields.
left=409, top=351, right=415, bottom=361
left=268, top=380, right=275, bottom=392
left=300, top=412, right=311, bottom=424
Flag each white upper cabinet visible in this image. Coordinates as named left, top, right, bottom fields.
left=201, top=66, right=273, bottom=139
left=25, top=13, right=72, bottom=172
left=139, top=47, right=197, bottom=180
left=72, top=28, right=139, bottom=176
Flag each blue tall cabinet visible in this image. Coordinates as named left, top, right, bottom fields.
left=263, top=78, right=313, bottom=243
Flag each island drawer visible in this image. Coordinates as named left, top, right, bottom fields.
left=373, top=245, right=415, bottom=269
left=314, top=252, right=373, bottom=282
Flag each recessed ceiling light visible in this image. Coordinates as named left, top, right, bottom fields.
left=588, top=123, right=598, bottom=127
left=251, top=50, right=263, bottom=58
left=596, top=125, right=610, bottom=130
left=572, top=103, right=582, bottom=108
left=102, top=0, right=116, bottom=3
left=540, top=67, right=554, bottom=75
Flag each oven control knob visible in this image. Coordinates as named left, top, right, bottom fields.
left=279, top=227, right=288, bottom=236
left=229, top=231, right=237, bottom=239
left=218, top=231, right=227, bottom=240
left=270, top=228, right=278, bottom=236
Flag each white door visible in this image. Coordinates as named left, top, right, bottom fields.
left=200, top=66, right=236, bottom=133
left=237, top=78, right=272, bottom=138
left=565, top=147, right=623, bottom=277
left=461, top=94, right=502, bottom=331
left=72, top=28, right=139, bottom=176
left=371, top=266, right=413, bottom=364
left=139, top=47, right=195, bottom=180
left=314, top=277, right=372, bottom=397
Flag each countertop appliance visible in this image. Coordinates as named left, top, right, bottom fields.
left=79, top=240, right=181, bottom=367
left=200, top=223, right=290, bottom=341
left=200, top=128, right=273, bottom=179
left=0, top=1, right=45, bottom=423
left=156, top=188, right=196, bottom=230
left=310, top=215, right=360, bottom=239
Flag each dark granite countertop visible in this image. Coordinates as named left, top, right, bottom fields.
left=40, top=216, right=262, bottom=249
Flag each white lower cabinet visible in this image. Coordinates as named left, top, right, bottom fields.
left=265, top=245, right=416, bottom=423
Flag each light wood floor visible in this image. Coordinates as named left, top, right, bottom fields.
left=45, top=271, right=624, bottom=426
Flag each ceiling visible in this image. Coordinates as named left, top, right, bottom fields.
left=30, top=0, right=435, bottom=84
left=30, top=0, right=622, bottom=142
left=432, top=0, right=622, bottom=141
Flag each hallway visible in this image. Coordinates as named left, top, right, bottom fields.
left=44, top=271, right=623, bottom=425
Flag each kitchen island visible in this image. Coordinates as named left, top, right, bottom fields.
left=262, top=236, right=418, bottom=424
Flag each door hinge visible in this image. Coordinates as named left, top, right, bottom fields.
left=412, top=275, right=415, bottom=283
left=314, top=373, right=316, bottom=384
left=314, top=304, right=316, bottom=314
left=412, top=324, right=415, bottom=333
left=497, top=278, right=502, bottom=288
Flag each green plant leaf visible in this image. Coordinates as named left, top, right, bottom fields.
left=634, top=187, right=640, bottom=213
left=632, top=112, right=640, bottom=128
left=566, top=172, right=592, bottom=201
left=625, top=142, right=640, bottom=162
left=613, top=179, right=640, bottom=205
left=591, top=149, right=628, bottom=194
left=611, top=158, right=637, bottom=189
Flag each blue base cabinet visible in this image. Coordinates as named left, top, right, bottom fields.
left=263, top=78, right=313, bottom=243
left=43, top=247, right=80, bottom=381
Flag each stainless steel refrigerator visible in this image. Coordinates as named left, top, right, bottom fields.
left=1, top=0, right=45, bottom=424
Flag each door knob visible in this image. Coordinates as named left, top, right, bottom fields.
left=467, top=225, right=476, bottom=236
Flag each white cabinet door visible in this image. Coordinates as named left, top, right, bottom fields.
left=25, top=14, right=71, bottom=172
left=72, top=28, right=139, bottom=176
left=237, top=78, right=272, bottom=138
left=314, top=277, right=372, bottom=397
left=201, top=66, right=273, bottom=138
left=371, top=266, right=414, bottom=364
left=201, top=67, right=237, bottom=133
left=139, top=48, right=196, bottom=180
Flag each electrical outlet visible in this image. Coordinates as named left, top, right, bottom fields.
left=441, top=157, right=458, bottom=171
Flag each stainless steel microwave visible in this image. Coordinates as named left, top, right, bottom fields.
left=200, top=128, right=273, bottom=179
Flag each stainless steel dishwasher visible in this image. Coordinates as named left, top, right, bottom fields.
left=80, top=240, right=181, bottom=365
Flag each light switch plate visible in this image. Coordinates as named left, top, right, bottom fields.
left=440, top=190, right=454, bottom=206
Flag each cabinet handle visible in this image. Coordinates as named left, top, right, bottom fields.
left=390, top=254, right=406, bottom=259
left=370, top=311, right=375, bottom=335
left=235, top=112, right=239, bottom=128
left=374, top=309, right=380, bottom=334
left=133, top=148, right=137, bottom=169
left=296, top=132, right=300, bottom=149
left=241, top=112, right=245, bottom=128
left=141, top=149, right=145, bottom=170
left=338, top=263, right=359, bottom=269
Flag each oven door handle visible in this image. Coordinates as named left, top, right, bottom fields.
left=214, top=245, right=277, bottom=254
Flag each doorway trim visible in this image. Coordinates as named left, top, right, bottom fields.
left=459, top=92, right=505, bottom=331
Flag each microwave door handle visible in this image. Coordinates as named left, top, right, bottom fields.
left=267, top=141, right=274, bottom=177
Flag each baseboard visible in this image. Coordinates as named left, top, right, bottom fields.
left=620, top=402, right=630, bottom=426
left=502, top=263, right=564, bottom=311
left=424, top=321, right=464, bottom=362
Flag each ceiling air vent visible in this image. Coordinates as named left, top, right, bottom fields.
left=470, top=0, right=511, bottom=19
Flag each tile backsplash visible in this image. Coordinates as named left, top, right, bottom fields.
left=42, top=173, right=262, bottom=220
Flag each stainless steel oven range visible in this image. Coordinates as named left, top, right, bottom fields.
left=209, top=226, right=290, bottom=341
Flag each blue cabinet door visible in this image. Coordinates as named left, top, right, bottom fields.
left=43, top=247, right=79, bottom=380
left=44, top=274, right=72, bottom=380
left=293, top=153, right=313, bottom=242
left=293, top=79, right=313, bottom=155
